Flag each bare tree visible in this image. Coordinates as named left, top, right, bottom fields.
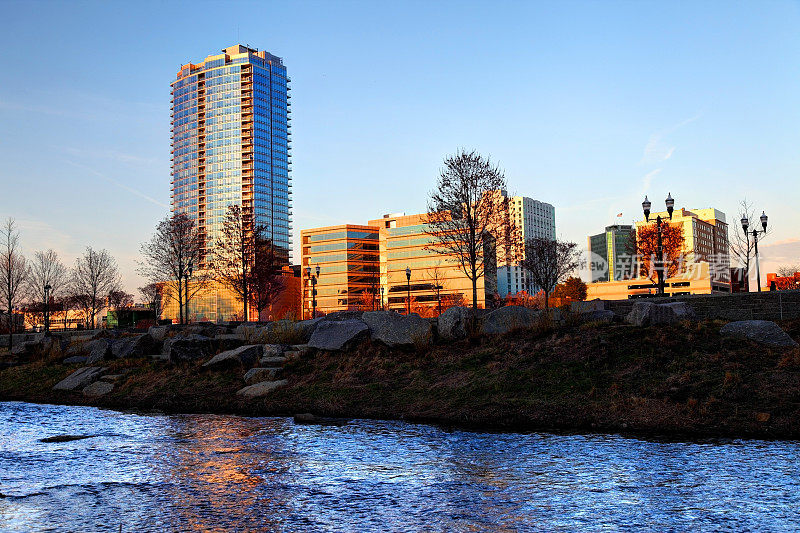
left=521, top=237, right=581, bottom=309
left=70, top=247, right=120, bottom=329
left=425, top=261, right=449, bottom=316
left=776, top=264, right=800, bottom=277
left=138, top=213, right=205, bottom=325
left=213, top=205, right=260, bottom=322
left=1, top=218, right=28, bottom=348
left=108, top=289, right=134, bottom=309
left=730, top=199, right=771, bottom=291
left=249, top=234, right=286, bottom=321
left=139, top=283, right=164, bottom=319
left=425, top=149, right=517, bottom=313
left=27, top=249, right=68, bottom=331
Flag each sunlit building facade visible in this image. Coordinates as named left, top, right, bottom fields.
left=496, top=192, right=556, bottom=297
left=167, top=44, right=291, bottom=322
left=171, top=43, right=291, bottom=263
left=300, top=214, right=497, bottom=316
left=588, top=224, right=634, bottom=282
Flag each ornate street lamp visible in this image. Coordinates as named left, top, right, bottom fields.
left=741, top=211, right=768, bottom=292
left=44, top=284, right=51, bottom=333
left=306, top=265, right=320, bottom=318
left=642, top=192, right=675, bottom=296
left=405, top=266, right=411, bottom=315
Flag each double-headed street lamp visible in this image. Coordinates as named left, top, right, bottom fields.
left=405, top=266, right=411, bottom=315
left=741, top=211, right=768, bottom=292
left=44, top=284, right=51, bottom=333
left=306, top=265, right=320, bottom=319
left=642, top=192, right=675, bottom=296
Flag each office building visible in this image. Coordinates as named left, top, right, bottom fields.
left=300, top=213, right=497, bottom=316
left=169, top=44, right=291, bottom=321
left=587, top=225, right=634, bottom=282
left=496, top=193, right=556, bottom=297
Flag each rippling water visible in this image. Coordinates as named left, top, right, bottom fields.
left=1, top=402, right=799, bottom=531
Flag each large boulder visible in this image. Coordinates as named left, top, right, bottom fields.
left=579, top=310, right=615, bottom=324
left=202, top=345, right=263, bottom=370
left=110, top=334, right=158, bottom=359
left=85, top=339, right=112, bottom=363
left=362, top=311, right=432, bottom=348
left=720, top=320, right=798, bottom=348
left=148, top=325, right=172, bottom=343
left=293, top=318, right=323, bottom=342
left=625, top=301, right=697, bottom=327
left=481, top=306, right=541, bottom=335
left=236, top=379, right=288, bottom=398
left=11, top=341, right=39, bottom=359
left=243, top=367, right=281, bottom=384
left=53, top=367, right=106, bottom=391
left=214, top=334, right=246, bottom=352
left=164, top=334, right=215, bottom=363
left=437, top=306, right=471, bottom=341
left=83, top=381, right=113, bottom=397
left=321, top=311, right=364, bottom=322
left=308, top=319, right=369, bottom=351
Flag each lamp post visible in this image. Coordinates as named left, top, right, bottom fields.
left=380, top=286, right=385, bottom=311
left=741, top=211, right=768, bottom=292
left=44, top=284, right=51, bottom=333
left=306, top=265, right=320, bottom=318
left=183, top=260, right=193, bottom=324
left=642, top=192, right=675, bottom=296
left=405, top=266, right=411, bottom=315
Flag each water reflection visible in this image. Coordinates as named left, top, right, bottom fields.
left=1, top=402, right=799, bottom=531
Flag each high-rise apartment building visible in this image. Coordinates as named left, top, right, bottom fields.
left=168, top=44, right=291, bottom=322
left=171, top=44, right=291, bottom=263
left=497, top=193, right=556, bottom=297
left=588, top=224, right=634, bottom=282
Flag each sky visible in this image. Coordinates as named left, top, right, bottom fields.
left=1, top=0, right=798, bottom=295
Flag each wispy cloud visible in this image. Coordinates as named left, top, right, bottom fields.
left=60, top=146, right=160, bottom=166
left=641, top=113, right=702, bottom=164
left=641, top=168, right=662, bottom=193
left=64, top=160, right=168, bottom=208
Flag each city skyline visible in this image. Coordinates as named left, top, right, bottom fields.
left=1, top=1, right=798, bottom=294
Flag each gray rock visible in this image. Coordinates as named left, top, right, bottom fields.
left=164, top=334, right=215, bottom=363
left=625, top=301, right=697, bottom=327
left=243, top=367, right=281, bottom=384
left=481, top=306, right=541, bottom=335
left=146, top=353, right=169, bottom=361
left=99, top=374, right=126, bottom=382
left=293, top=319, right=323, bottom=342
left=83, top=381, right=114, bottom=397
left=234, top=323, right=262, bottom=337
left=148, top=325, right=172, bottom=343
left=437, top=306, right=472, bottom=341
left=236, top=379, right=288, bottom=398
left=85, top=339, right=112, bottom=363
left=263, top=344, right=287, bottom=357
left=203, top=345, right=263, bottom=369
left=720, top=320, right=798, bottom=348
left=580, top=310, right=615, bottom=324
left=362, top=311, right=433, bottom=348
left=214, top=334, right=246, bottom=351
left=62, top=355, right=89, bottom=364
left=260, top=356, right=288, bottom=366
left=322, top=311, right=364, bottom=322
left=110, top=334, right=157, bottom=359
left=53, top=367, right=106, bottom=391
left=571, top=299, right=606, bottom=313
left=308, top=319, right=369, bottom=351
left=11, top=341, right=38, bottom=358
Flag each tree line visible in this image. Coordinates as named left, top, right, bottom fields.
left=0, top=217, right=125, bottom=348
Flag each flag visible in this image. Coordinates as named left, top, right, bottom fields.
left=616, top=212, right=623, bottom=217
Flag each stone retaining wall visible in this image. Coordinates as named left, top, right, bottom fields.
left=601, top=290, right=800, bottom=322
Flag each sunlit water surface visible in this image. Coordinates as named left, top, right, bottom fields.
left=1, top=401, right=799, bottom=531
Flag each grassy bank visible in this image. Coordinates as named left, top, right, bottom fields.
left=2, top=318, right=800, bottom=438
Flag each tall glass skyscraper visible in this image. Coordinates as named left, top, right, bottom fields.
left=171, top=44, right=291, bottom=264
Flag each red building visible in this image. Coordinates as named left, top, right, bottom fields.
left=766, top=272, right=800, bottom=291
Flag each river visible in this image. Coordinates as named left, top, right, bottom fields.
left=1, top=401, right=798, bottom=531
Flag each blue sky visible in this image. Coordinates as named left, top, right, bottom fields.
left=1, top=0, right=798, bottom=293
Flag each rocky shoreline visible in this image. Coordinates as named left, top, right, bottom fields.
left=2, top=303, right=799, bottom=439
